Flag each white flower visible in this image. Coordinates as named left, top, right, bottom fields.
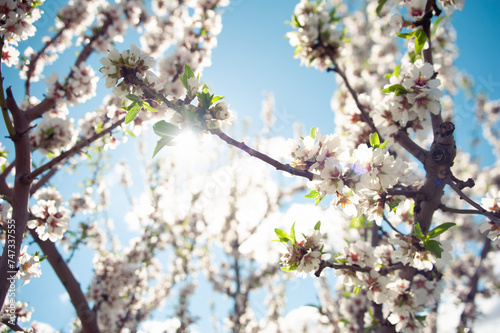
left=1, top=42, right=20, bottom=67
left=406, top=0, right=427, bottom=20
left=16, top=246, right=42, bottom=286
left=29, top=200, right=71, bottom=242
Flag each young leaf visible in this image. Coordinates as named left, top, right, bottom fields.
left=396, top=30, right=418, bottom=39
left=275, top=228, right=293, bottom=243
left=184, top=63, right=195, bottom=79
left=310, top=126, right=316, bottom=139
left=141, top=101, right=158, bottom=112
left=393, top=64, right=401, bottom=78
left=153, top=120, right=181, bottom=137
left=124, top=102, right=141, bottom=124
left=381, top=84, right=409, bottom=96
left=423, top=239, right=443, bottom=258
left=125, top=94, right=141, bottom=102
left=369, top=133, right=380, bottom=148
left=211, top=95, right=225, bottom=104
left=427, top=222, right=456, bottom=239
left=376, top=0, right=387, bottom=17
left=290, top=222, right=296, bottom=243
left=413, top=222, right=424, bottom=239
left=314, top=221, right=321, bottom=231
left=280, top=263, right=298, bottom=272
left=152, top=136, right=174, bottom=158
left=315, top=195, right=325, bottom=206
left=415, top=29, right=427, bottom=55
left=305, top=190, right=319, bottom=199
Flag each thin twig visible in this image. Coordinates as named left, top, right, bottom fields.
left=23, top=118, right=125, bottom=183
left=383, top=214, right=406, bottom=236
left=30, top=230, right=100, bottom=333
left=446, top=177, right=500, bottom=224
left=328, top=58, right=381, bottom=141
left=439, top=205, right=489, bottom=216
left=209, top=128, right=315, bottom=181
left=314, top=260, right=404, bottom=277
left=459, top=237, right=491, bottom=329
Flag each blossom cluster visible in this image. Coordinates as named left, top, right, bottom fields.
left=169, top=67, right=234, bottom=130
left=288, top=128, right=407, bottom=222
left=334, top=240, right=447, bottom=332
left=374, top=59, right=443, bottom=138
left=382, top=0, right=464, bottom=21
left=45, top=62, right=99, bottom=106
left=100, top=43, right=162, bottom=98
left=0, top=0, right=44, bottom=67
left=389, top=234, right=453, bottom=270
left=277, top=223, right=331, bottom=277
left=286, top=0, right=347, bottom=70
left=28, top=188, right=71, bottom=242
left=29, top=109, right=77, bottom=156
left=15, top=246, right=42, bottom=286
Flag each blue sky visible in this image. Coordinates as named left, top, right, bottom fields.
left=3, top=0, right=500, bottom=331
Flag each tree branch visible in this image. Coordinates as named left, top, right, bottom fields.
left=328, top=58, right=382, bottom=141
left=314, top=260, right=404, bottom=277
left=394, top=130, right=428, bottom=164
left=25, top=28, right=65, bottom=97
left=446, top=177, right=500, bottom=224
left=0, top=88, right=32, bottom=312
left=23, top=118, right=125, bottom=184
left=30, top=230, right=100, bottom=333
left=209, top=128, right=315, bottom=181
left=459, top=237, right=491, bottom=330
left=0, top=320, right=24, bottom=332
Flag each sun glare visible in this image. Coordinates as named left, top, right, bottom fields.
left=170, top=130, right=204, bottom=161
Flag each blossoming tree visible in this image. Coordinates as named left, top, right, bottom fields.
left=1, top=0, right=500, bottom=332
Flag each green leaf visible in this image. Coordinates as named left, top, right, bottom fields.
left=310, top=126, right=316, bottom=139
left=152, top=136, right=174, bottom=158
left=95, top=121, right=104, bottom=134
left=415, top=315, right=427, bottom=327
left=369, top=133, right=380, bottom=148
left=409, top=52, right=420, bottom=63
left=141, top=101, right=158, bottom=112
left=381, top=84, right=409, bottom=96
left=415, top=29, right=427, bottom=55
left=314, top=221, right=321, bottom=231
left=292, top=14, right=302, bottom=28
left=387, top=200, right=400, bottom=212
left=184, top=63, right=195, bottom=79
left=315, top=195, right=325, bottom=206
left=396, top=30, right=418, bottom=39
left=280, top=264, right=298, bottom=272
left=153, top=120, right=181, bottom=137
left=274, top=228, right=293, bottom=243
left=211, top=95, right=225, bottom=104
left=423, top=239, right=443, bottom=258
left=179, top=73, right=188, bottom=90
left=379, top=140, right=389, bottom=149
left=414, top=222, right=424, bottom=239
left=197, top=85, right=214, bottom=109
left=427, top=222, right=456, bottom=239
left=393, top=64, right=401, bottom=78
left=305, top=190, right=319, bottom=199
left=290, top=222, right=296, bottom=243
left=125, top=94, right=141, bottom=102
left=124, top=102, right=141, bottom=124
left=432, top=16, right=445, bottom=36
left=376, top=0, right=387, bottom=17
